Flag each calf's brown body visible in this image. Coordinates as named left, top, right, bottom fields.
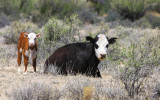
left=17, top=32, right=38, bottom=73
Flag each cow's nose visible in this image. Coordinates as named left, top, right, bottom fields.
left=100, top=54, right=106, bottom=58
left=30, top=43, right=34, bottom=46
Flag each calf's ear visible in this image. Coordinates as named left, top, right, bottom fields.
left=109, top=37, right=117, bottom=44
left=24, top=33, right=29, bottom=38
left=36, top=33, right=42, bottom=38
left=86, top=36, right=94, bottom=43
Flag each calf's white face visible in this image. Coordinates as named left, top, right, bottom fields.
left=24, top=33, right=41, bottom=47
left=94, top=34, right=108, bottom=60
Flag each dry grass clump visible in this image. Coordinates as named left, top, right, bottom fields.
left=10, top=81, right=61, bottom=100
left=62, top=76, right=127, bottom=100
left=0, top=44, right=17, bottom=68
left=6, top=75, right=127, bottom=100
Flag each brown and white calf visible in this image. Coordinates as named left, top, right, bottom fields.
left=17, top=32, right=41, bottom=74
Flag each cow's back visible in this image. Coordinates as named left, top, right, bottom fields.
left=18, top=32, right=29, bottom=49
left=44, top=43, right=93, bottom=73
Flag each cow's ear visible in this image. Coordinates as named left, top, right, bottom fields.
left=24, top=33, right=29, bottom=38
left=109, top=37, right=117, bottom=44
left=86, top=36, right=94, bottom=43
left=36, top=33, right=41, bottom=38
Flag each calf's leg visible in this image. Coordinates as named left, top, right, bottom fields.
left=23, top=51, right=28, bottom=73
left=17, top=48, right=22, bottom=73
left=24, top=56, right=28, bottom=73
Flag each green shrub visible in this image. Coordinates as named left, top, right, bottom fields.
left=110, top=0, right=160, bottom=22
left=148, top=0, right=160, bottom=13
left=0, top=0, right=87, bottom=25
left=153, top=3, right=160, bottom=13
left=88, top=0, right=112, bottom=15
left=110, top=0, right=149, bottom=21
left=37, top=14, right=81, bottom=60
left=44, top=14, right=80, bottom=44
left=39, top=0, right=80, bottom=17
left=78, top=7, right=99, bottom=24
left=29, top=0, right=83, bottom=24
left=134, top=17, right=152, bottom=28
left=0, top=0, right=99, bottom=25
left=0, top=0, right=21, bottom=15
left=106, top=9, right=122, bottom=21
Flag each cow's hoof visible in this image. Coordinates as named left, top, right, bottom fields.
left=17, top=67, right=21, bottom=74
left=24, top=71, right=27, bottom=75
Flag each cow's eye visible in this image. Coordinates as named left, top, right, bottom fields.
left=95, top=44, right=99, bottom=49
left=106, top=44, right=109, bottom=48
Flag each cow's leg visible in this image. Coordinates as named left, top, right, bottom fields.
left=32, top=58, right=36, bottom=72
left=60, top=65, right=67, bottom=75
left=23, top=51, right=28, bottom=74
left=17, top=48, right=22, bottom=66
left=96, top=69, right=102, bottom=78
left=61, top=68, right=67, bottom=75
left=91, top=67, right=102, bottom=78
left=17, top=48, right=22, bottom=73
left=24, top=56, right=28, bottom=74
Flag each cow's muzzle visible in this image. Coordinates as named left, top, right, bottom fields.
left=98, top=54, right=106, bottom=61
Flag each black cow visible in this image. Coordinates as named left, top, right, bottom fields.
left=44, top=34, right=117, bottom=77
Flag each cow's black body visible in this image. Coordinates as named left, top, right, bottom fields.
left=44, top=42, right=101, bottom=77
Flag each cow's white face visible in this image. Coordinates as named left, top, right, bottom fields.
left=94, top=34, right=108, bottom=60
left=24, top=33, right=41, bottom=48
left=86, top=34, right=117, bottom=61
